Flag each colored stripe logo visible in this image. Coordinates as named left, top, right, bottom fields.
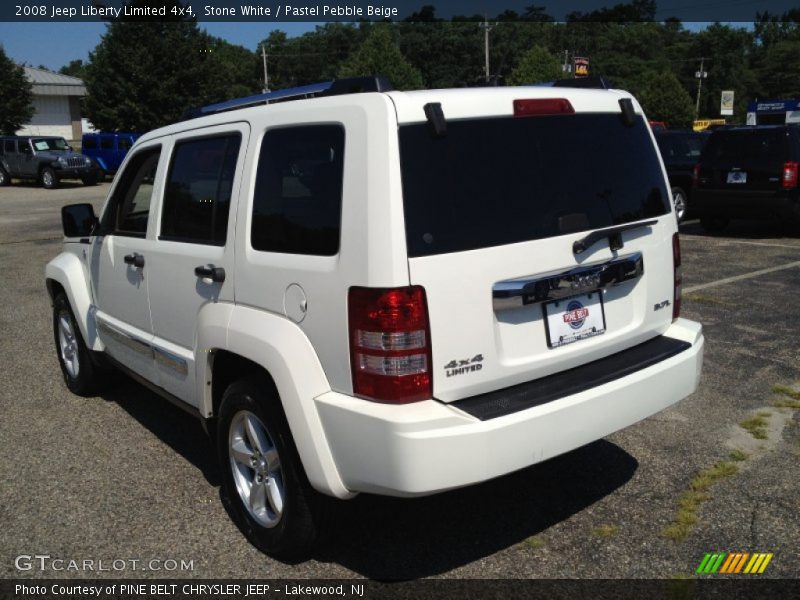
left=696, top=552, right=773, bottom=574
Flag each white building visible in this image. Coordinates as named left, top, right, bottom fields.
left=17, top=67, right=86, bottom=142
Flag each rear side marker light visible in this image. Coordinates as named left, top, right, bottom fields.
left=692, top=164, right=701, bottom=188
left=514, top=98, right=575, bottom=117
left=349, top=286, right=432, bottom=403
left=673, top=232, right=682, bottom=321
left=782, top=161, right=798, bottom=189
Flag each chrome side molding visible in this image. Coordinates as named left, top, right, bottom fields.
left=493, top=252, right=643, bottom=311
left=97, top=319, right=188, bottom=377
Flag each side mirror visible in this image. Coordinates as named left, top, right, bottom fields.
left=61, top=203, right=98, bottom=239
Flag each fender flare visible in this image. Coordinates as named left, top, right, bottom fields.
left=94, top=157, right=108, bottom=172
left=197, top=303, right=353, bottom=499
left=45, top=251, right=103, bottom=351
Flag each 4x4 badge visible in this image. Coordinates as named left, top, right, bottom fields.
left=444, top=354, right=484, bottom=378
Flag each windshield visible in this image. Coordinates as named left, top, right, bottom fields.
left=399, top=113, right=670, bottom=257
left=32, top=138, right=70, bottom=151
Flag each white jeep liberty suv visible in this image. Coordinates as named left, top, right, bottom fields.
left=46, top=76, right=704, bottom=559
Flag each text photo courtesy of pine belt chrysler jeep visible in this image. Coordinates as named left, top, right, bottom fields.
left=46, top=76, right=704, bottom=559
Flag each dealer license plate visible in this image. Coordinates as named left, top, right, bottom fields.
left=544, top=292, right=606, bottom=348
left=727, top=171, right=747, bottom=184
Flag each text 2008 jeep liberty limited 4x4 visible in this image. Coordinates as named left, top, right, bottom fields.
left=46, top=76, right=704, bottom=558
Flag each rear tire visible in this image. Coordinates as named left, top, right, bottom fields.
left=41, top=167, right=59, bottom=189
left=671, top=186, right=688, bottom=223
left=217, top=376, right=327, bottom=560
left=53, top=293, right=110, bottom=396
left=700, top=215, right=729, bottom=232
left=0, top=166, right=10, bottom=186
left=81, top=175, right=98, bottom=186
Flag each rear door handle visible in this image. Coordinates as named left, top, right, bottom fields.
left=123, top=253, right=145, bottom=268
left=194, top=264, right=225, bottom=283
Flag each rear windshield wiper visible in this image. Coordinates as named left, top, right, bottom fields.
left=573, top=219, right=658, bottom=255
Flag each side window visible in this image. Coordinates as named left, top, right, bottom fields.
left=252, top=125, right=345, bottom=256
left=118, top=138, right=132, bottom=151
left=103, top=147, right=161, bottom=237
left=82, top=137, right=97, bottom=150
left=160, top=133, right=240, bottom=245
left=100, top=137, right=113, bottom=150
left=3, top=140, right=14, bottom=153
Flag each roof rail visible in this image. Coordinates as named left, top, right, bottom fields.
left=181, top=75, right=394, bottom=120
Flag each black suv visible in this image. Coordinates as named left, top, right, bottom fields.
left=654, top=129, right=711, bottom=222
left=692, top=125, right=800, bottom=231
left=0, top=136, right=100, bottom=189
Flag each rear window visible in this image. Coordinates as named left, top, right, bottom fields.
left=399, top=113, right=670, bottom=257
left=703, top=128, right=791, bottom=162
left=656, top=133, right=709, bottom=164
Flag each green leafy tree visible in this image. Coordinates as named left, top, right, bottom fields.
left=755, top=40, right=800, bottom=97
left=259, top=23, right=366, bottom=90
left=339, top=24, right=423, bottom=90
left=0, top=46, right=34, bottom=134
left=59, top=59, right=88, bottom=79
left=633, top=71, right=694, bottom=128
left=83, top=1, right=256, bottom=131
left=508, top=45, right=562, bottom=84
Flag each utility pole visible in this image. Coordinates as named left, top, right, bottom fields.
left=480, top=17, right=497, bottom=83
left=261, top=44, right=270, bottom=94
left=694, top=58, right=708, bottom=120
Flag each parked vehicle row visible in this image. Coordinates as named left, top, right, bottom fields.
left=653, top=124, right=800, bottom=232
left=0, top=136, right=100, bottom=188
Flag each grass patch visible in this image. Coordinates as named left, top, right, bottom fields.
left=662, top=460, right=739, bottom=542
left=728, top=449, right=748, bottom=462
left=522, top=536, right=545, bottom=550
left=684, top=293, right=729, bottom=306
left=592, top=524, right=619, bottom=538
left=772, top=385, right=800, bottom=408
left=740, top=415, right=769, bottom=440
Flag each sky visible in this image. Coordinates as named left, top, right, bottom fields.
left=0, top=22, right=319, bottom=71
left=0, top=20, right=740, bottom=73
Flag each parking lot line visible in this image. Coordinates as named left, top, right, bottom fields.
left=684, top=260, right=800, bottom=293
left=680, top=236, right=800, bottom=250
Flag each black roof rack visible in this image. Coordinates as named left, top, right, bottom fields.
left=181, top=75, right=394, bottom=120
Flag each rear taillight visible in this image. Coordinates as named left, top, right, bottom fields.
left=782, top=161, right=798, bottom=189
left=513, top=98, right=575, bottom=117
left=692, top=164, right=700, bottom=188
left=348, top=286, right=432, bottom=403
left=672, top=233, right=682, bottom=321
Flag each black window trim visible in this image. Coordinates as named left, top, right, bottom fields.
left=157, top=131, right=243, bottom=247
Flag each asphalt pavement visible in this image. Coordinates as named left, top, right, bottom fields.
left=1, top=183, right=798, bottom=580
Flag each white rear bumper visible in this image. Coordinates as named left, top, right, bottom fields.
left=314, top=319, right=703, bottom=496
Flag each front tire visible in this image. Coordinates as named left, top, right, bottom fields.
left=0, top=166, right=10, bottom=186
left=41, top=167, right=59, bottom=189
left=53, top=293, right=108, bottom=396
left=217, top=376, right=326, bottom=560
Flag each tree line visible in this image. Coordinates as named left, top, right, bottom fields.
left=2, top=0, right=800, bottom=134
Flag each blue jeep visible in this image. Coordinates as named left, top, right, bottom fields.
left=81, top=132, right=140, bottom=180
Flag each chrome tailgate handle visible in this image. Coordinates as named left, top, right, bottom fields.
left=493, top=253, right=643, bottom=310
